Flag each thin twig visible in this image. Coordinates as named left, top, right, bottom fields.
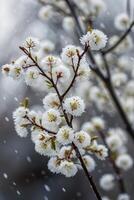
left=25, top=116, right=57, bottom=135
left=102, top=21, right=134, bottom=55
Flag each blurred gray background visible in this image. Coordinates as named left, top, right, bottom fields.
left=0, top=0, right=134, bottom=200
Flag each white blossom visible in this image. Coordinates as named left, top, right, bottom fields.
left=47, top=157, right=60, bottom=174
left=112, top=72, right=127, bottom=87
left=115, top=154, right=133, bottom=171
left=59, top=160, right=78, bottom=177
left=40, top=40, right=55, bottom=53
left=106, top=134, right=123, bottom=151
left=74, top=130, right=91, bottom=148
left=41, top=55, right=61, bottom=72
left=59, top=146, right=76, bottom=159
left=115, top=13, right=130, bottom=31
left=100, top=174, right=115, bottom=191
left=95, top=145, right=108, bottom=160
left=38, top=5, right=53, bottom=21
left=35, top=133, right=59, bottom=157
left=61, top=45, right=82, bottom=66
left=82, top=155, right=96, bottom=172
left=117, top=193, right=130, bottom=200
left=81, top=122, right=95, bottom=134
left=15, top=124, right=29, bottom=138
left=24, top=37, right=40, bottom=51
left=80, top=29, right=107, bottom=50
left=52, top=65, right=71, bottom=83
left=25, top=68, right=39, bottom=87
left=57, top=126, right=74, bottom=145
left=43, top=93, right=60, bottom=110
left=63, top=96, right=85, bottom=116
left=42, top=109, right=61, bottom=128
left=62, top=17, right=75, bottom=32
left=91, top=117, right=105, bottom=130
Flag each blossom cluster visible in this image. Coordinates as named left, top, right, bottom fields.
left=1, top=0, right=134, bottom=198
left=2, top=35, right=108, bottom=177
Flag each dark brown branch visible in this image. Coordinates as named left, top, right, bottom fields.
left=61, top=44, right=89, bottom=99
left=72, top=142, right=102, bottom=200
left=25, top=116, right=57, bottom=135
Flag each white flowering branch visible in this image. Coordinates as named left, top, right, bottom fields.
left=2, top=1, right=134, bottom=200
left=19, top=43, right=104, bottom=200
left=64, top=0, right=134, bottom=141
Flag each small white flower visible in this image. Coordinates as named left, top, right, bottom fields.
left=74, top=130, right=91, bottom=148
left=115, top=154, right=133, bottom=171
left=125, top=81, right=134, bottom=96
left=42, top=109, right=61, bottom=128
left=59, top=146, right=76, bottom=159
left=117, top=56, right=131, bottom=71
left=100, top=174, right=115, bottom=191
left=41, top=40, right=55, bottom=53
left=106, top=134, right=123, bottom=151
left=43, top=93, right=60, bottom=110
left=24, top=37, right=40, bottom=51
left=82, top=122, right=95, bottom=134
left=15, top=55, right=32, bottom=68
left=95, top=145, right=108, bottom=160
left=115, top=13, right=130, bottom=31
left=112, top=72, right=127, bottom=87
left=57, top=126, right=74, bottom=145
left=89, top=0, right=106, bottom=16
left=13, top=107, right=29, bottom=119
left=35, top=133, right=59, bottom=157
left=38, top=5, right=53, bottom=21
left=48, top=157, right=60, bottom=174
left=41, top=55, right=61, bottom=72
left=62, top=17, right=75, bottom=32
left=8, top=64, right=23, bottom=80
left=1, top=64, right=11, bottom=76
left=91, top=117, right=105, bottom=130
left=61, top=45, right=82, bottom=66
left=108, top=128, right=127, bottom=144
left=82, top=155, right=96, bottom=172
left=117, top=193, right=130, bottom=200
left=64, top=96, right=85, bottom=116
left=31, top=129, right=43, bottom=144
left=52, top=65, right=71, bottom=83
left=80, top=29, right=107, bottom=50
left=2, top=64, right=23, bottom=79
left=25, top=68, right=39, bottom=87
left=15, top=124, right=29, bottom=138
left=59, top=160, right=78, bottom=177
left=13, top=107, right=30, bottom=137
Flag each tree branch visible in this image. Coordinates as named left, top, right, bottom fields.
left=102, top=21, right=134, bottom=55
